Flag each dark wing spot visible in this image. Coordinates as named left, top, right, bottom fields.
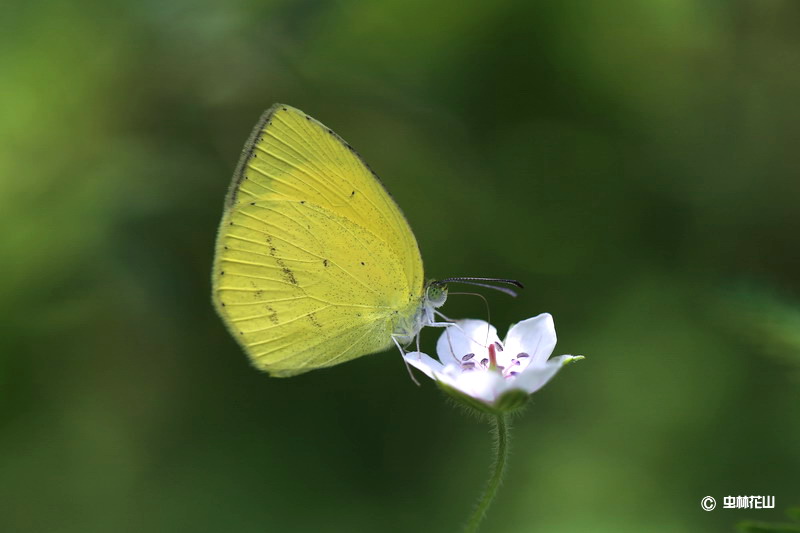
left=281, top=266, right=298, bottom=285
left=360, top=261, right=365, bottom=266
left=265, top=305, right=279, bottom=325
left=323, top=259, right=329, bottom=267
left=300, top=200, right=305, bottom=204
left=350, top=190, right=355, bottom=197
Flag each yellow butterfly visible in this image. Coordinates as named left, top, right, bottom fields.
left=212, top=104, right=519, bottom=376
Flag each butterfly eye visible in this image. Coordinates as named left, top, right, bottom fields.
left=426, top=284, right=448, bottom=307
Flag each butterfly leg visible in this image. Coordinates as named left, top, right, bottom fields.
left=433, top=309, right=457, bottom=322
left=392, top=334, right=420, bottom=386
left=418, top=321, right=459, bottom=356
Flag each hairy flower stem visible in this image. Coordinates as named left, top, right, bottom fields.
left=464, top=414, right=510, bottom=533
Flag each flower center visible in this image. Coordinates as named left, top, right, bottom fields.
left=458, top=342, right=531, bottom=379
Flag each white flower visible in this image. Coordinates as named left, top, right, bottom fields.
left=404, top=313, right=582, bottom=410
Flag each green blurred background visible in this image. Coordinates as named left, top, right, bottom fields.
left=2, top=1, right=799, bottom=532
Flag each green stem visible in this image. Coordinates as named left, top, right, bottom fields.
left=464, top=413, right=510, bottom=533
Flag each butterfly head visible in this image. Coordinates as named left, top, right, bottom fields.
left=424, top=283, right=449, bottom=308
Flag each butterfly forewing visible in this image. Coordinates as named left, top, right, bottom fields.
left=213, top=104, right=425, bottom=376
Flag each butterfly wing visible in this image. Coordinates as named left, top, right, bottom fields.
left=212, top=104, right=425, bottom=376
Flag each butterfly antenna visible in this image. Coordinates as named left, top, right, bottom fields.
left=436, top=277, right=524, bottom=288
left=435, top=277, right=523, bottom=298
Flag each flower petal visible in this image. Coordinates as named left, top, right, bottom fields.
left=512, top=354, right=576, bottom=394
left=403, top=351, right=444, bottom=380
left=440, top=367, right=508, bottom=404
left=435, top=320, right=500, bottom=366
left=503, top=313, right=557, bottom=367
